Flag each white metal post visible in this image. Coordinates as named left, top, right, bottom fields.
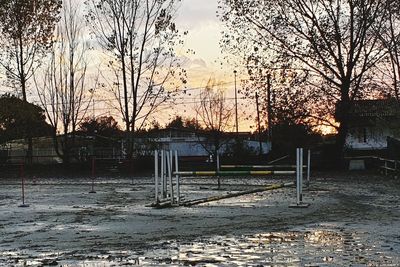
left=299, top=148, right=303, bottom=202
left=164, top=150, right=168, bottom=198
left=154, top=150, right=159, bottom=203
left=167, top=150, right=174, bottom=204
left=175, top=150, right=180, bottom=205
left=161, top=150, right=165, bottom=198
left=296, top=148, right=301, bottom=205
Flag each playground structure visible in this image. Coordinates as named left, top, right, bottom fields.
left=151, top=148, right=311, bottom=208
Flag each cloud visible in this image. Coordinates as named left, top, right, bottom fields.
left=175, top=0, right=219, bottom=30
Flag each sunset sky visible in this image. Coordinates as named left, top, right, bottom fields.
left=162, top=0, right=253, bottom=131
left=176, top=0, right=225, bottom=79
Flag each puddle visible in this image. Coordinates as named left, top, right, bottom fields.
left=3, top=227, right=398, bottom=266
left=137, top=228, right=399, bottom=266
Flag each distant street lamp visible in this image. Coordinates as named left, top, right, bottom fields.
left=234, top=70, right=238, bottom=135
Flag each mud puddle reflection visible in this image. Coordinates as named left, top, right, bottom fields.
left=6, top=226, right=397, bottom=266
left=143, top=227, right=398, bottom=266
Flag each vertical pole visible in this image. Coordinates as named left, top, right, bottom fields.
left=234, top=70, right=239, bottom=135
left=167, top=151, right=174, bottom=204
left=163, top=150, right=167, bottom=198
left=161, top=150, right=165, bottom=198
left=89, top=157, right=96, bottom=193
left=21, top=164, right=25, bottom=205
left=154, top=150, right=159, bottom=203
left=255, top=92, right=263, bottom=156
left=217, top=153, right=221, bottom=189
left=18, top=163, right=29, bottom=208
left=296, top=148, right=300, bottom=205
left=216, top=154, right=220, bottom=172
left=299, top=148, right=303, bottom=202
left=266, top=74, right=272, bottom=144
left=175, top=150, right=180, bottom=205
left=307, top=149, right=311, bottom=186
left=385, top=160, right=388, bottom=176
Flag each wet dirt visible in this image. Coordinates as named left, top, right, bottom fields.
left=0, top=173, right=399, bottom=266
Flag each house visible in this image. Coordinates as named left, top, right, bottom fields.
left=344, top=99, right=400, bottom=151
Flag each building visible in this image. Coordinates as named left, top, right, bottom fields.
left=136, top=127, right=271, bottom=159
left=1, top=128, right=271, bottom=164
left=344, top=99, right=400, bottom=151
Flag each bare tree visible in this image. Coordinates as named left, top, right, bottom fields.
left=0, top=0, right=61, bottom=101
left=0, top=0, right=61, bottom=162
left=220, top=0, right=392, bottom=157
left=377, top=1, right=400, bottom=101
left=195, top=78, right=233, bottom=189
left=85, top=0, right=185, bottom=158
left=196, top=78, right=233, bottom=161
left=35, top=0, right=93, bottom=164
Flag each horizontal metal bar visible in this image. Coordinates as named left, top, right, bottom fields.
left=173, top=170, right=295, bottom=176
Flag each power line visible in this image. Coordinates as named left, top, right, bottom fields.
left=27, top=78, right=255, bottom=107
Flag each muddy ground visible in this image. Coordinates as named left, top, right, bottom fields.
left=0, top=172, right=399, bottom=266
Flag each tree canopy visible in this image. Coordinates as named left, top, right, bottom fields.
left=219, top=0, right=400, bottom=156
left=0, top=0, right=62, bottom=101
left=79, top=116, right=122, bottom=138
left=0, top=94, right=53, bottom=143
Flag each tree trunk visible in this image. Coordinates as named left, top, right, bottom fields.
left=335, top=87, right=351, bottom=165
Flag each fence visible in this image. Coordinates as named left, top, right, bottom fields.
left=346, top=156, right=400, bottom=176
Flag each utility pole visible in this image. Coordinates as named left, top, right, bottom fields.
left=266, top=74, right=272, bottom=145
left=234, top=70, right=239, bottom=135
left=255, top=92, right=262, bottom=156
left=89, top=88, right=95, bottom=119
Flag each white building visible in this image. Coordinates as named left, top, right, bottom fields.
left=345, top=99, right=400, bottom=150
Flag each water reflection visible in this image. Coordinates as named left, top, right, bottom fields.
left=140, top=228, right=398, bottom=266
left=4, top=227, right=399, bottom=266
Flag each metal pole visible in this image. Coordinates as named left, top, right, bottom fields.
left=161, top=150, right=165, bottom=198
left=307, top=149, right=311, bottom=186
left=174, top=150, right=180, bottom=205
left=154, top=150, right=159, bottom=203
left=234, top=70, right=239, bottom=135
left=89, top=157, right=96, bottom=193
left=167, top=151, right=174, bottom=204
left=266, top=74, right=272, bottom=144
left=299, top=148, right=303, bottom=202
left=385, top=160, right=388, bottom=176
left=217, top=153, right=221, bottom=190
left=21, top=164, right=25, bottom=205
left=255, top=92, right=263, bottom=156
left=163, top=150, right=168, bottom=198
left=18, top=163, right=29, bottom=207
left=296, top=148, right=300, bottom=205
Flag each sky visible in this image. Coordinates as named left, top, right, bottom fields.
left=0, top=0, right=255, bottom=132
left=158, top=0, right=254, bottom=131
